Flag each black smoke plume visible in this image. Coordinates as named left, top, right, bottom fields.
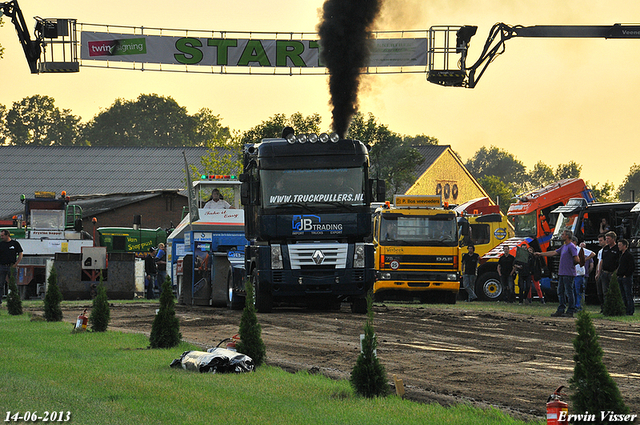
left=318, top=0, right=381, bottom=138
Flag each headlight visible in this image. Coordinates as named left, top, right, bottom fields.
left=271, top=244, right=283, bottom=270
left=447, top=273, right=458, bottom=281
left=379, top=272, right=391, bottom=280
left=354, top=243, right=365, bottom=268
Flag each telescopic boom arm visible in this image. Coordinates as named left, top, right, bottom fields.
left=0, top=0, right=43, bottom=73
left=428, top=23, right=640, bottom=88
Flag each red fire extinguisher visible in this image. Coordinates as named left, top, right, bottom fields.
left=226, top=334, right=240, bottom=351
left=547, top=386, right=568, bottom=425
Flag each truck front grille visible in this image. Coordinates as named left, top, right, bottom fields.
left=288, top=243, right=348, bottom=269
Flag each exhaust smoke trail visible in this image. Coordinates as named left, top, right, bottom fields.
left=318, top=0, right=382, bottom=138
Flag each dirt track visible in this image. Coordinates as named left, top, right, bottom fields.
left=52, top=302, right=640, bottom=422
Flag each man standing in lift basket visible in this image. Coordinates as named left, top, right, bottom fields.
left=0, top=230, right=23, bottom=305
left=536, top=229, right=579, bottom=318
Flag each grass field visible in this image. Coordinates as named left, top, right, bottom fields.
left=0, top=307, right=544, bottom=425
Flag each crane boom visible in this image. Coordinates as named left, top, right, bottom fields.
left=0, top=0, right=41, bottom=73
left=427, top=23, right=640, bottom=88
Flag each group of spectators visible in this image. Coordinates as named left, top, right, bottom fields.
left=537, top=229, right=634, bottom=317
left=460, top=228, right=635, bottom=318
left=144, top=243, right=167, bottom=299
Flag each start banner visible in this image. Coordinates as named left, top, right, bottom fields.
left=81, top=31, right=427, bottom=68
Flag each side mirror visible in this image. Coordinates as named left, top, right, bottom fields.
left=458, top=218, right=470, bottom=246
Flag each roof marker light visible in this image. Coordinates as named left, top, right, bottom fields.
left=286, top=133, right=296, bottom=144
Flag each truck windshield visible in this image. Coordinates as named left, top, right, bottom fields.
left=261, top=168, right=365, bottom=207
left=511, top=212, right=537, bottom=238
left=552, top=213, right=579, bottom=240
left=379, top=215, right=457, bottom=246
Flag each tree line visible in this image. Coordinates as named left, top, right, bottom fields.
left=1, top=93, right=638, bottom=204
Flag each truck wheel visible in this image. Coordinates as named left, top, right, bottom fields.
left=475, top=272, right=504, bottom=301
left=444, top=291, right=457, bottom=305
left=350, top=297, right=367, bottom=314
left=252, top=270, right=273, bottom=313
left=226, top=270, right=244, bottom=310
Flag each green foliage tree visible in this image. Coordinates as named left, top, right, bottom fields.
left=5, top=95, right=80, bottom=146
left=6, top=270, right=22, bottom=316
left=0, top=104, right=7, bottom=144
left=191, top=107, right=232, bottom=147
left=81, top=94, right=198, bottom=147
left=465, top=146, right=527, bottom=191
left=150, top=277, right=182, bottom=348
left=236, top=281, right=266, bottom=367
left=348, top=112, right=424, bottom=198
left=617, top=164, right=640, bottom=202
left=528, top=161, right=556, bottom=189
left=570, top=311, right=629, bottom=420
left=555, top=161, right=582, bottom=180
left=602, top=272, right=626, bottom=317
left=588, top=181, right=618, bottom=203
left=402, top=134, right=438, bottom=146
left=89, top=279, right=110, bottom=332
left=477, top=175, right=514, bottom=215
left=350, top=292, right=389, bottom=398
left=43, top=267, right=63, bottom=322
left=240, top=112, right=322, bottom=144
left=0, top=16, right=4, bottom=59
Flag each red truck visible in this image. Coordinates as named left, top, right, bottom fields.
left=474, top=179, right=594, bottom=301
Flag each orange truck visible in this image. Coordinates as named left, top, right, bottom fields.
left=473, top=178, right=594, bottom=301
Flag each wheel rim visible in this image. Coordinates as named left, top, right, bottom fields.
left=482, top=278, right=502, bottom=300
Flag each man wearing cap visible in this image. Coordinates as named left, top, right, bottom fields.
left=145, top=246, right=157, bottom=299
left=0, top=230, right=23, bottom=304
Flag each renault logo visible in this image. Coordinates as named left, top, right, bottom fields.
left=312, top=250, right=325, bottom=265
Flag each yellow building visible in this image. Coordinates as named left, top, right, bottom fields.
left=404, top=145, right=491, bottom=205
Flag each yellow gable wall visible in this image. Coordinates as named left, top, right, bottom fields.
left=405, top=148, right=490, bottom=205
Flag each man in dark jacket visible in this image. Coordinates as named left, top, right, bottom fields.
left=497, top=245, right=515, bottom=303
left=145, top=247, right=157, bottom=299
left=617, top=239, right=634, bottom=316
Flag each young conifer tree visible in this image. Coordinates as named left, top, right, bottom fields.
left=236, top=281, right=266, bottom=367
left=6, top=270, right=23, bottom=316
left=43, top=267, right=63, bottom=322
left=89, top=276, right=110, bottom=332
left=350, top=292, right=389, bottom=398
left=150, top=276, right=181, bottom=348
left=602, top=272, right=626, bottom=317
left=570, top=311, right=629, bottom=420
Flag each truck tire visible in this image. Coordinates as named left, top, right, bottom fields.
left=226, top=270, right=244, bottom=310
left=252, top=270, right=273, bottom=313
left=475, top=272, right=504, bottom=301
left=350, top=297, right=367, bottom=314
left=443, top=291, right=457, bottom=305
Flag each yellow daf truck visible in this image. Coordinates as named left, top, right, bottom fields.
left=372, top=195, right=464, bottom=304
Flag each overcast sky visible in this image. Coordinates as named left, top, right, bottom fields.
left=1, top=0, right=639, bottom=190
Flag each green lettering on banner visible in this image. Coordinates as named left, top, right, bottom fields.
left=309, top=40, right=321, bottom=67
left=276, top=40, right=306, bottom=67
left=207, top=39, right=238, bottom=66
left=174, top=38, right=203, bottom=65
left=238, top=40, right=271, bottom=66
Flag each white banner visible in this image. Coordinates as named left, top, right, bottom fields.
left=81, top=31, right=427, bottom=68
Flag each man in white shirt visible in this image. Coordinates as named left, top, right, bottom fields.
left=593, top=233, right=607, bottom=311
left=204, top=189, right=231, bottom=209
left=573, top=237, right=594, bottom=311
